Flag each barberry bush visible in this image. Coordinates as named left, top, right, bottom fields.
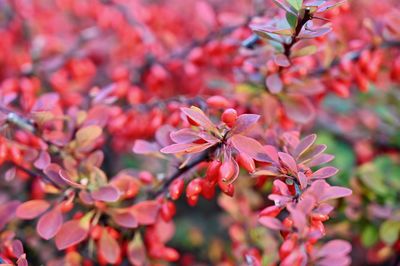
left=0, top=0, right=399, bottom=265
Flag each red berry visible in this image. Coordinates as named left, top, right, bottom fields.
left=169, top=178, right=184, bottom=200
left=221, top=108, right=237, bottom=127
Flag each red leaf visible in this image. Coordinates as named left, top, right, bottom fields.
left=311, top=166, right=338, bottom=179
left=37, top=208, right=63, bottom=240
left=266, top=73, right=283, bottom=94
left=230, top=134, right=272, bottom=162
left=11, top=240, right=24, bottom=257
left=55, top=220, right=89, bottom=250
left=99, top=229, right=121, bottom=264
left=131, top=200, right=160, bottom=225
left=281, top=94, right=315, bottom=124
left=230, top=114, right=260, bottom=135
left=181, top=106, right=217, bottom=133
left=16, top=200, right=50, bottom=220
left=91, top=185, right=120, bottom=202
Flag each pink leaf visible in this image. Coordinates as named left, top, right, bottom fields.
left=320, top=186, right=352, bottom=202
left=311, top=166, right=339, bottom=179
left=230, top=114, right=260, bottom=135
left=316, top=240, right=352, bottom=258
left=274, top=54, right=291, bottom=67
left=112, top=210, right=138, bottom=228
left=170, top=129, right=201, bottom=144
left=11, top=240, right=24, bottom=257
left=58, top=169, right=85, bottom=189
left=16, top=200, right=50, bottom=220
left=278, top=152, right=298, bottom=173
left=128, top=234, right=148, bottom=266
left=132, top=140, right=160, bottom=154
left=298, top=172, right=308, bottom=189
left=298, top=144, right=327, bottom=164
left=131, top=200, right=160, bottom=225
left=181, top=106, right=217, bottom=133
left=266, top=73, right=283, bottom=94
left=37, top=208, right=63, bottom=240
left=293, top=134, right=317, bottom=159
left=160, top=142, right=213, bottom=154
left=91, top=185, right=120, bottom=202
left=230, top=134, right=272, bottom=162
left=99, top=229, right=121, bottom=264
left=55, top=220, right=89, bottom=250
left=258, top=216, right=286, bottom=230
left=307, top=154, right=334, bottom=167
left=288, top=205, right=307, bottom=232
left=282, top=94, right=315, bottom=124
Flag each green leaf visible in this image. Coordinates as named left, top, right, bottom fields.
left=292, top=45, right=318, bottom=58
left=358, top=163, right=388, bottom=196
left=287, top=0, right=303, bottom=11
left=361, top=225, right=378, bottom=247
left=379, top=220, right=400, bottom=245
left=286, top=12, right=298, bottom=29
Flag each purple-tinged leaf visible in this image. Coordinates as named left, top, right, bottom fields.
left=311, top=167, right=338, bottom=179
left=272, top=0, right=298, bottom=15
left=34, top=151, right=51, bottom=170
left=259, top=216, right=287, bottom=231
left=320, top=186, right=352, bottom=202
left=230, top=114, right=260, bottom=135
left=278, top=152, right=298, bottom=173
left=91, top=185, right=120, bottom=202
left=55, top=220, right=89, bottom=250
left=132, top=140, right=160, bottom=154
left=230, top=134, right=272, bottom=162
left=17, top=255, right=28, bottom=266
left=264, top=145, right=279, bottom=163
left=266, top=73, right=283, bottom=94
left=16, top=200, right=50, bottom=220
left=181, top=106, right=218, bottom=133
left=58, top=169, right=85, bottom=189
left=155, top=125, right=174, bottom=147
left=316, top=0, right=346, bottom=13
left=273, top=179, right=291, bottom=196
left=274, top=54, right=291, bottom=67
left=99, top=229, right=121, bottom=264
left=299, top=27, right=332, bottom=39
left=252, top=165, right=280, bottom=177
left=307, top=154, right=334, bottom=167
left=313, top=203, right=334, bottom=216
left=317, top=257, right=351, bottom=266
left=0, top=200, right=20, bottom=230
left=282, top=94, right=315, bottom=124
left=293, top=134, right=317, bottom=159
left=298, top=144, right=327, bottom=164
left=37, top=208, right=63, bottom=240
left=79, top=190, right=95, bottom=205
